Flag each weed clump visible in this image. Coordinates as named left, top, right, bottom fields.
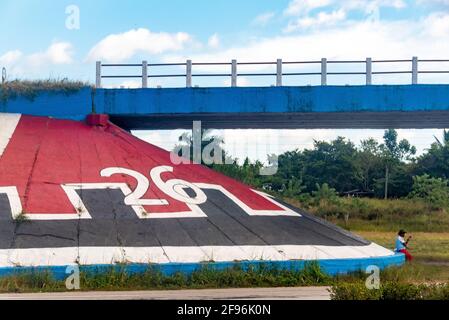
left=0, top=79, right=89, bottom=103
left=330, top=281, right=449, bottom=300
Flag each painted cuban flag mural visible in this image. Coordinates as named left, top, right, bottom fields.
left=0, top=113, right=403, bottom=275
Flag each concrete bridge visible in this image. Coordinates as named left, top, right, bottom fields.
left=1, top=85, right=449, bottom=129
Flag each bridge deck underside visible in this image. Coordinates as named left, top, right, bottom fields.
left=110, top=111, right=449, bottom=130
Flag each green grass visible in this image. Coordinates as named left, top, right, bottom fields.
left=356, top=231, right=449, bottom=263
left=0, top=272, right=65, bottom=293
left=284, top=197, right=449, bottom=232
left=2, top=195, right=448, bottom=294
left=283, top=195, right=449, bottom=285
left=1, top=261, right=447, bottom=295
left=330, top=214, right=449, bottom=233
left=330, top=281, right=449, bottom=300
left=335, top=263, right=449, bottom=284
left=0, top=263, right=331, bottom=294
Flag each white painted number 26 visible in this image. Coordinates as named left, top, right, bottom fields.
left=100, top=166, right=207, bottom=206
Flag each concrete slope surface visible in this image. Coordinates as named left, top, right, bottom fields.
left=0, top=113, right=401, bottom=274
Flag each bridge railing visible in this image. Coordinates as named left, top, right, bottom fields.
left=95, top=57, right=449, bottom=88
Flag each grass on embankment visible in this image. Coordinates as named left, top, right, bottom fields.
left=330, top=281, right=449, bottom=300
left=336, top=263, right=449, bottom=284
left=0, top=79, right=89, bottom=102
left=1, top=196, right=447, bottom=294
left=0, top=263, right=449, bottom=293
left=0, top=263, right=331, bottom=294
left=356, top=231, right=449, bottom=263
left=284, top=197, right=449, bottom=233
left=331, top=263, right=449, bottom=299
left=1, top=261, right=447, bottom=295
left=284, top=195, right=449, bottom=283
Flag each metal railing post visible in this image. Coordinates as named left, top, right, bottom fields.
left=2, top=67, right=6, bottom=84
left=231, top=59, right=237, bottom=87
left=366, top=57, right=372, bottom=85
left=96, top=61, right=102, bottom=88
left=186, top=60, right=192, bottom=88
left=321, top=58, right=327, bottom=86
left=276, top=59, right=282, bottom=87
left=412, top=56, right=418, bottom=84
left=94, top=57, right=445, bottom=88
left=142, top=61, right=148, bottom=88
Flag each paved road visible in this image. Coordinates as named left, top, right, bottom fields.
left=0, top=287, right=331, bottom=300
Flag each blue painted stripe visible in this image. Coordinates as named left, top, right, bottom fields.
left=0, top=254, right=405, bottom=280
left=95, top=85, right=449, bottom=115
left=1, top=85, right=449, bottom=121
left=0, top=88, right=92, bottom=121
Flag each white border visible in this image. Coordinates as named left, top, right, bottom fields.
left=0, top=113, right=21, bottom=158
left=0, top=243, right=394, bottom=268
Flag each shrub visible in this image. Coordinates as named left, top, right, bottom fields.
left=329, top=282, right=381, bottom=300
left=312, top=183, right=340, bottom=206
left=330, top=281, right=449, bottom=300
left=380, top=282, right=425, bottom=300
left=408, top=174, right=449, bottom=209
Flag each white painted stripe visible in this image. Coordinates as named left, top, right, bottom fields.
left=0, top=244, right=394, bottom=268
left=1, top=183, right=298, bottom=220
left=0, top=113, right=21, bottom=158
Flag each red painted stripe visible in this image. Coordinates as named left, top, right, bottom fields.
left=0, top=115, right=282, bottom=215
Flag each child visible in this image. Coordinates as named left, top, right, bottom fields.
left=395, top=229, right=413, bottom=261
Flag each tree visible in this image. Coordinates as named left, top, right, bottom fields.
left=414, top=130, right=449, bottom=180
left=298, top=137, right=361, bottom=193
left=434, top=129, right=449, bottom=148
left=379, top=129, right=416, bottom=199
left=356, top=138, right=384, bottom=192
left=173, top=130, right=229, bottom=167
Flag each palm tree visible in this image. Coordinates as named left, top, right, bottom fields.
left=434, top=130, right=449, bottom=148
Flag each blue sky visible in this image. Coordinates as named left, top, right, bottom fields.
left=2, top=0, right=449, bottom=83
left=1, top=0, right=292, bottom=82
left=1, top=0, right=449, bottom=161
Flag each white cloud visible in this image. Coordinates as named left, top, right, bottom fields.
left=28, top=42, right=74, bottom=65
left=252, top=12, right=276, bottom=26
left=284, top=9, right=346, bottom=32
left=422, top=12, right=449, bottom=37
left=160, top=13, right=449, bottom=89
left=223, top=76, right=251, bottom=87
left=165, top=14, right=449, bottom=67
left=284, top=0, right=332, bottom=16
left=166, top=21, right=408, bottom=64
left=104, top=80, right=142, bottom=89
left=284, top=0, right=405, bottom=17
left=87, top=28, right=192, bottom=62
left=0, top=43, right=73, bottom=78
left=0, top=50, right=23, bottom=66
left=342, top=0, right=406, bottom=12
left=283, top=0, right=406, bottom=32
left=417, top=0, right=449, bottom=6
left=208, top=33, right=220, bottom=48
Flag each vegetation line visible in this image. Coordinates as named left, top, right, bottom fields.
left=0, top=79, right=90, bottom=103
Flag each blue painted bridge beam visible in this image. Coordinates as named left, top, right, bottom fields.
left=102, top=85, right=449, bottom=130
left=2, top=85, right=449, bottom=129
